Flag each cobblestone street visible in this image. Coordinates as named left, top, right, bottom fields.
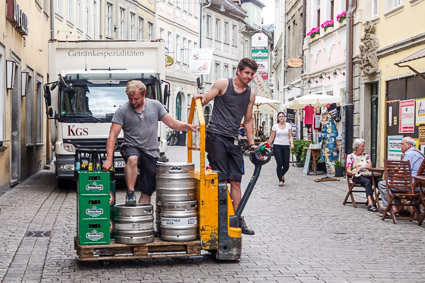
left=1, top=145, right=425, bottom=282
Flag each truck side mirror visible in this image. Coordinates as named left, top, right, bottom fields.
left=163, top=84, right=170, bottom=111
left=44, top=84, right=54, bottom=118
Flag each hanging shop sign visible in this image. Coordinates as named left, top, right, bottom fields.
left=251, top=33, right=268, bottom=47
left=189, top=48, right=213, bottom=75
left=165, top=55, right=174, bottom=67
left=252, top=49, right=268, bottom=59
left=419, top=126, right=425, bottom=145
left=6, top=0, right=29, bottom=36
left=399, top=99, right=415, bottom=133
left=287, top=57, right=303, bottom=68
left=416, top=98, right=425, bottom=125
left=387, top=135, right=403, bottom=161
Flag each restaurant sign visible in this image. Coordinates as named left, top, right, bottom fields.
left=6, top=0, right=29, bottom=36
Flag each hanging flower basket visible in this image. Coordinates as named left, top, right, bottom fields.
left=321, top=20, right=334, bottom=32
left=307, top=27, right=320, bottom=39
left=337, top=11, right=347, bottom=23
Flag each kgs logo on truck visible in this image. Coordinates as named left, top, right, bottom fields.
left=67, top=125, right=88, bottom=136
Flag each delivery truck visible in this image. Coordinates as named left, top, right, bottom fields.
left=44, top=40, right=170, bottom=188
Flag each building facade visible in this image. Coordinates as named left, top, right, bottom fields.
left=0, top=0, right=50, bottom=191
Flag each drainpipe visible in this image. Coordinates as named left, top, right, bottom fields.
left=344, top=0, right=357, bottom=154
left=50, top=0, right=55, bottom=40
left=299, top=0, right=306, bottom=140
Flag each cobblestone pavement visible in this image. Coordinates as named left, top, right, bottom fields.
left=1, top=145, right=425, bottom=282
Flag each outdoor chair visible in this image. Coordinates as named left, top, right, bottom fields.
left=382, top=160, right=422, bottom=225
left=411, top=158, right=425, bottom=225
left=343, top=154, right=367, bottom=208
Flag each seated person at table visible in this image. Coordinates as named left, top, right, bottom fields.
left=378, top=137, right=425, bottom=215
left=346, top=138, right=380, bottom=212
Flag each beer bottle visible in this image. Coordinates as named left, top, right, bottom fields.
left=88, top=153, right=94, bottom=171
left=96, top=153, right=102, bottom=171
left=75, top=152, right=81, bottom=171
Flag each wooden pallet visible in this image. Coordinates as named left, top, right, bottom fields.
left=74, top=237, right=202, bottom=261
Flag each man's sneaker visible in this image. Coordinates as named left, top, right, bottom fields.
left=125, top=190, right=137, bottom=206
left=239, top=216, right=254, bottom=235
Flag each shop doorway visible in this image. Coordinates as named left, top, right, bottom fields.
left=370, top=82, right=378, bottom=167
left=176, top=92, right=182, bottom=121
left=10, top=61, right=21, bottom=184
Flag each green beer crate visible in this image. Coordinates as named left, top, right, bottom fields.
left=79, top=195, right=110, bottom=219
left=109, top=179, right=116, bottom=207
left=78, top=219, right=110, bottom=245
left=78, top=171, right=110, bottom=195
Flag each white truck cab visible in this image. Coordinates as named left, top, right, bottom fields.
left=44, top=41, right=170, bottom=187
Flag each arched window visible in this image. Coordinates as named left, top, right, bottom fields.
left=176, top=92, right=182, bottom=121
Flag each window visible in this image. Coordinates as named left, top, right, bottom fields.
left=148, top=22, right=153, bottom=40
left=232, top=24, right=237, bottom=45
left=138, top=17, right=144, bottom=39
left=243, top=39, right=249, bottom=57
left=176, top=0, right=181, bottom=9
left=176, top=35, right=180, bottom=62
left=44, top=0, right=50, bottom=14
left=393, top=0, right=402, bottom=7
left=206, top=15, right=212, bottom=37
left=119, top=8, right=126, bottom=39
left=160, top=28, right=164, bottom=40
left=56, top=0, right=63, bottom=17
left=86, top=0, right=91, bottom=36
left=316, top=3, right=321, bottom=27
left=224, top=65, right=229, bottom=78
left=167, top=31, right=172, bottom=51
left=25, top=71, right=34, bottom=145
left=330, top=0, right=334, bottom=20
left=68, top=0, right=74, bottom=24
left=77, top=0, right=83, bottom=30
left=215, top=63, right=221, bottom=80
left=183, top=0, right=188, bottom=12
left=224, top=22, right=229, bottom=43
left=215, top=18, right=221, bottom=41
left=372, top=0, right=379, bottom=17
left=130, top=13, right=136, bottom=40
left=36, top=76, right=44, bottom=144
left=106, top=2, right=113, bottom=38
left=182, top=38, right=186, bottom=64
left=232, top=66, right=237, bottom=76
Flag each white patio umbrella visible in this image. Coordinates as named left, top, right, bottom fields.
left=282, top=94, right=342, bottom=110
left=254, top=96, right=282, bottom=112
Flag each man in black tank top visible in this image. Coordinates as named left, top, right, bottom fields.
left=194, top=58, right=258, bottom=235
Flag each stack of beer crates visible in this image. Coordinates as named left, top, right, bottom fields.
left=77, top=152, right=116, bottom=245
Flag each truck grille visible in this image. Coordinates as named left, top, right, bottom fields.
left=64, top=138, right=124, bottom=150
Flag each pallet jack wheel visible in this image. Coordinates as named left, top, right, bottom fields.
left=101, top=260, right=111, bottom=266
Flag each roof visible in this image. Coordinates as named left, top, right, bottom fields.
left=395, top=46, right=425, bottom=65
left=210, top=0, right=247, bottom=18
left=242, top=0, right=265, bottom=8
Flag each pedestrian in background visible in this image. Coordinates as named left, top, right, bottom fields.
left=268, top=112, right=294, bottom=186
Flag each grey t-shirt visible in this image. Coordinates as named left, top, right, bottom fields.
left=112, top=98, right=167, bottom=158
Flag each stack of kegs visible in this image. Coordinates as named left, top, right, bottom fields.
left=156, top=162, right=198, bottom=242
left=114, top=204, right=155, bottom=244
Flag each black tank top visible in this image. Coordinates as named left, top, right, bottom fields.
left=206, top=78, right=251, bottom=138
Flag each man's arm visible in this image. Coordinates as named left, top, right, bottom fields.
left=193, top=78, right=228, bottom=106
left=243, top=89, right=256, bottom=147
left=102, top=123, right=122, bottom=171
left=161, top=113, right=198, bottom=132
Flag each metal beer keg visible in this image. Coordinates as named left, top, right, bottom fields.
left=114, top=204, right=154, bottom=244
left=156, top=162, right=196, bottom=202
left=160, top=200, right=198, bottom=241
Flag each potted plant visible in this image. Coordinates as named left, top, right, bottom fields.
left=336, top=11, right=347, bottom=23
left=291, top=139, right=312, bottom=167
left=321, top=20, right=334, bottom=32
left=334, top=160, right=346, bottom=177
left=306, top=27, right=320, bottom=38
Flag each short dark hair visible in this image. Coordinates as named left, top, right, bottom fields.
left=237, top=58, right=258, bottom=73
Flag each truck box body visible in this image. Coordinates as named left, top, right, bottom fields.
left=47, top=41, right=168, bottom=185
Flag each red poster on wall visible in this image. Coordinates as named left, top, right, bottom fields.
left=399, top=99, right=415, bottom=133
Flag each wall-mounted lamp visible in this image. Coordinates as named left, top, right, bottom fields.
left=307, top=78, right=313, bottom=84
left=6, top=59, right=16, bottom=90
left=220, top=4, right=225, bottom=12
left=319, top=71, right=330, bottom=80
left=21, top=71, right=29, bottom=97
left=333, top=68, right=345, bottom=76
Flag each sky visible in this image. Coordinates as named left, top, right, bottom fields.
left=261, top=0, right=274, bottom=25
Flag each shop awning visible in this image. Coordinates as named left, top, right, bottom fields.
left=282, top=94, right=342, bottom=110
left=394, top=46, right=425, bottom=81
left=395, top=47, right=425, bottom=64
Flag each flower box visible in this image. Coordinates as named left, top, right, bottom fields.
left=337, top=11, right=347, bottom=23
left=307, top=27, right=320, bottom=39
left=321, top=20, right=334, bottom=32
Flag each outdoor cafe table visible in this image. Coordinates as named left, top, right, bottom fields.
left=369, top=167, right=385, bottom=212
left=413, top=175, right=425, bottom=224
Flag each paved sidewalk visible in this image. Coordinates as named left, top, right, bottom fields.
left=0, top=145, right=425, bottom=282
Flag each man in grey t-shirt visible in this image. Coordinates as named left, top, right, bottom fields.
left=102, top=80, right=198, bottom=205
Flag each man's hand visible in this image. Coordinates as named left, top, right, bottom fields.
left=102, top=160, right=113, bottom=172
left=188, top=124, right=199, bottom=132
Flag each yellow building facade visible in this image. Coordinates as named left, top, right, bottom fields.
left=0, top=0, right=50, bottom=191
left=376, top=0, right=425, bottom=164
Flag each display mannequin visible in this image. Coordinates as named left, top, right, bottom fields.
left=316, top=112, right=339, bottom=181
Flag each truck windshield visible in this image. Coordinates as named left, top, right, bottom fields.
left=59, top=78, right=161, bottom=122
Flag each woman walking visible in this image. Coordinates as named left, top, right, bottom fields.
left=268, top=112, right=294, bottom=186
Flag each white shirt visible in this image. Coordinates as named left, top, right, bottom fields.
left=272, top=123, right=292, bottom=145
